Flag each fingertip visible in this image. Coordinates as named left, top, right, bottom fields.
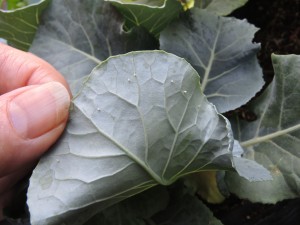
left=0, top=82, right=70, bottom=176
left=8, top=82, right=70, bottom=139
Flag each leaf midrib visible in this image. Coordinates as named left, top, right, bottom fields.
left=240, top=124, right=300, bottom=147
left=201, top=20, right=221, bottom=91
left=73, top=100, right=164, bottom=185
left=46, top=37, right=101, bottom=64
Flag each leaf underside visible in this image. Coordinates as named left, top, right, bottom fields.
left=28, top=51, right=234, bottom=225
left=226, top=54, right=300, bottom=203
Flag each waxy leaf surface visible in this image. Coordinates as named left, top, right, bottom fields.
left=0, top=0, right=50, bottom=50
left=160, top=9, right=264, bottom=113
left=28, top=51, right=233, bottom=225
left=226, top=54, right=300, bottom=203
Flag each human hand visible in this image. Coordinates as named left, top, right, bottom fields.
left=0, top=44, right=71, bottom=220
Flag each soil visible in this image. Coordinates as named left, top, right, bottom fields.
left=208, top=195, right=300, bottom=225
left=209, top=0, right=300, bottom=224
left=233, top=0, right=300, bottom=85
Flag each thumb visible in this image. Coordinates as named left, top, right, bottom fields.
left=0, top=82, right=70, bottom=177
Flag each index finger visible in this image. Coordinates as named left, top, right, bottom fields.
left=0, top=43, right=70, bottom=94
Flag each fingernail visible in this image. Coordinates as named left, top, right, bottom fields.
left=9, top=82, right=70, bottom=139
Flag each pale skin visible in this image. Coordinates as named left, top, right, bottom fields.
left=0, top=43, right=71, bottom=220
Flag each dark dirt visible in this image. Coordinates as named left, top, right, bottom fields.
left=209, top=0, right=300, bottom=224
left=208, top=195, right=300, bottom=225
left=233, top=0, right=300, bottom=85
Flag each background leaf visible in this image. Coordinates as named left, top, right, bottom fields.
left=83, top=185, right=169, bottom=225
left=183, top=140, right=272, bottom=206
left=0, top=0, right=50, bottom=50
left=160, top=9, right=264, bottom=113
left=84, top=182, right=223, bottom=225
left=107, top=0, right=182, bottom=36
left=28, top=51, right=234, bottom=225
left=30, top=0, right=157, bottom=85
left=232, top=140, right=272, bottom=181
left=225, top=54, right=300, bottom=203
left=184, top=171, right=227, bottom=204
left=195, top=0, right=248, bottom=16
left=151, top=182, right=223, bottom=225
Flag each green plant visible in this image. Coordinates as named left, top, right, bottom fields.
left=1, top=0, right=299, bottom=224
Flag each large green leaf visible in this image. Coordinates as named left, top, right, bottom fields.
left=195, top=0, right=248, bottom=16
left=160, top=9, right=264, bottom=113
left=0, top=0, right=50, bottom=50
left=225, top=54, right=300, bottom=203
left=106, top=0, right=182, bottom=36
left=30, top=0, right=157, bottom=85
left=28, top=51, right=234, bottom=225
